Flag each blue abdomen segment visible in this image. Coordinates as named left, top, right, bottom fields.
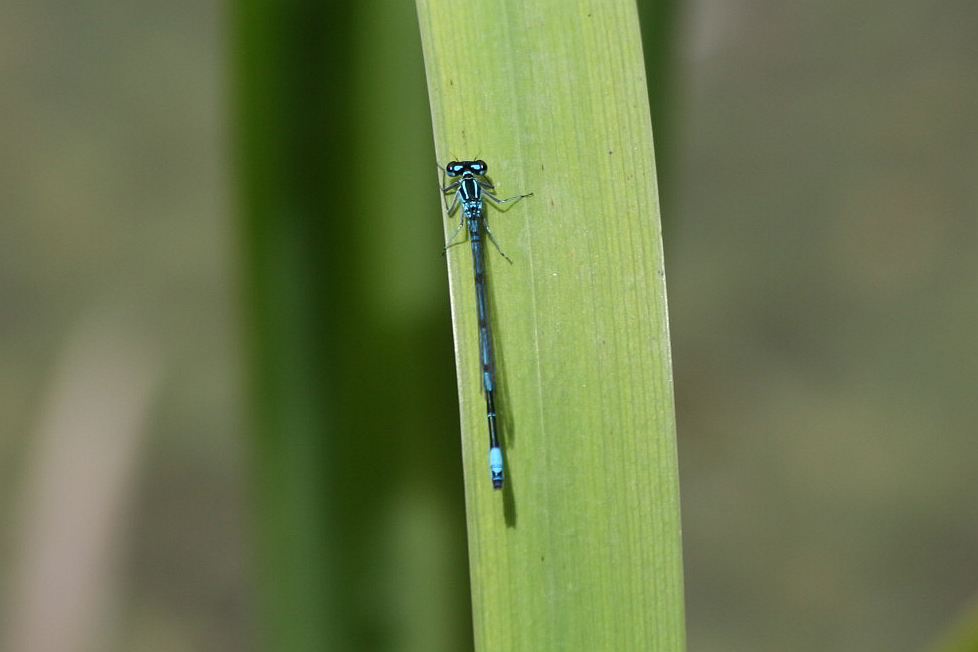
left=486, top=388, right=502, bottom=489
left=489, top=446, right=504, bottom=489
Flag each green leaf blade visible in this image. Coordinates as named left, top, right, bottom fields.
left=417, top=0, right=684, bottom=650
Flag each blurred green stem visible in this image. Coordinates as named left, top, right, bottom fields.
left=235, top=0, right=354, bottom=649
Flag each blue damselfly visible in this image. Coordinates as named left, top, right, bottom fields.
left=441, top=159, right=531, bottom=490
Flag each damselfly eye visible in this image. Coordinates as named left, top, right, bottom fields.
left=446, top=162, right=463, bottom=176
left=472, top=160, right=488, bottom=174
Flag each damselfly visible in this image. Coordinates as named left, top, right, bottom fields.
left=440, top=159, right=531, bottom=490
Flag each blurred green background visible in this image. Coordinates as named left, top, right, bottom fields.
left=1, top=0, right=977, bottom=651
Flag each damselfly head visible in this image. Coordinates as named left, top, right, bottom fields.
left=446, top=160, right=489, bottom=177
